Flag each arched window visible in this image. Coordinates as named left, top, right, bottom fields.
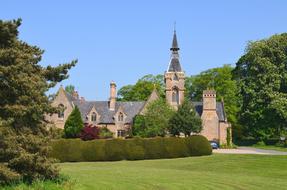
left=118, top=112, right=124, bottom=122
left=91, top=112, right=97, bottom=122
left=58, top=104, right=64, bottom=119
left=172, top=88, right=179, bottom=104
left=173, top=74, right=179, bottom=81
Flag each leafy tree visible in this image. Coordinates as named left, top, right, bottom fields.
left=64, top=106, right=83, bottom=138
left=132, top=115, right=146, bottom=136
left=65, top=85, right=75, bottom=94
left=233, top=33, right=287, bottom=140
left=0, top=19, right=76, bottom=184
left=168, top=100, right=202, bottom=136
left=185, top=65, right=242, bottom=139
left=118, top=74, right=164, bottom=101
left=141, top=99, right=175, bottom=137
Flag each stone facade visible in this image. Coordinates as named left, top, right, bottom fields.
left=47, top=30, right=231, bottom=144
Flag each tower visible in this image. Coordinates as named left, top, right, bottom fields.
left=165, top=30, right=185, bottom=109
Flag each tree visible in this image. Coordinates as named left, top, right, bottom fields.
left=233, top=33, right=287, bottom=140
left=185, top=65, right=242, bottom=139
left=140, top=99, right=175, bottom=137
left=65, top=85, right=75, bottom=94
left=168, top=100, right=202, bottom=136
left=132, top=115, right=146, bottom=136
left=118, top=74, right=164, bottom=101
left=0, top=19, right=76, bottom=184
left=64, top=106, right=83, bottom=138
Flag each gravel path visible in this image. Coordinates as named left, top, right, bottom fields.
left=213, top=146, right=287, bottom=155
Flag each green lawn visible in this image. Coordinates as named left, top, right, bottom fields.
left=58, top=154, right=287, bottom=190
left=252, top=144, right=287, bottom=152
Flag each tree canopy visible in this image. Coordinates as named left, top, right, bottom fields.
left=132, top=99, right=175, bottom=137
left=118, top=74, right=164, bottom=101
left=233, top=33, right=287, bottom=140
left=168, top=100, right=202, bottom=136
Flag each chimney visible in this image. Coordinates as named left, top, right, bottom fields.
left=80, top=97, right=85, bottom=103
left=202, top=90, right=216, bottom=110
left=72, top=91, right=79, bottom=99
left=109, top=81, right=117, bottom=110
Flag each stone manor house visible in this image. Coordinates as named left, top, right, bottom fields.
left=46, top=31, right=231, bottom=144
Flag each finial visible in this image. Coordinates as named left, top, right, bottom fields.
left=174, top=21, right=176, bottom=33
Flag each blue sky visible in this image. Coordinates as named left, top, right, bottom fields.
left=1, top=0, right=287, bottom=100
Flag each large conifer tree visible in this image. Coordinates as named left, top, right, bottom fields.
left=0, top=19, right=76, bottom=183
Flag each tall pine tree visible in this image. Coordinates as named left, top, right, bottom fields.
left=0, top=19, right=76, bottom=184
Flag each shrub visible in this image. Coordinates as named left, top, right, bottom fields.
left=185, top=135, right=212, bottom=156
left=0, top=164, right=21, bottom=186
left=80, top=124, right=100, bottom=141
left=99, top=127, right=113, bottom=139
left=124, top=137, right=145, bottom=160
left=105, top=139, right=125, bottom=161
left=48, top=126, right=64, bottom=139
left=50, top=135, right=211, bottom=162
left=64, top=106, right=83, bottom=138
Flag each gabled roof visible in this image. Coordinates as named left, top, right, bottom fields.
left=72, top=100, right=145, bottom=124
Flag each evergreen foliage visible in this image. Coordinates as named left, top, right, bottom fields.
left=50, top=135, right=212, bottom=162
left=168, top=100, right=202, bottom=136
left=64, top=106, right=83, bottom=138
left=64, top=85, right=75, bottom=95
left=0, top=19, right=76, bottom=185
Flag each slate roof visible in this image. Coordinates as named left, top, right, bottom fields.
left=192, top=101, right=226, bottom=122
left=72, top=99, right=146, bottom=124
left=170, top=31, right=179, bottom=51
left=168, top=57, right=182, bottom=72
left=64, top=91, right=226, bottom=124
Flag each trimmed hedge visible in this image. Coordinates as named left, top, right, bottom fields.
left=50, top=135, right=212, bottom=162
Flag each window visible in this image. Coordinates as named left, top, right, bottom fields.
left=172, top=88, right=179, bottom=104
left=58, top=104, right=64, bottom=119
left=118, top=112, right=124, bottom=122
left=173, top=74, right=179, bottom=81
left=117, top=130, right=125, bottom=137
left=91, top=112, right=97, bottom=122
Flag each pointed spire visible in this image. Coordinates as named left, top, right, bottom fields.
left=170, top=30, right=180, bottom=51
left=167, top=29, right=182, bottom=72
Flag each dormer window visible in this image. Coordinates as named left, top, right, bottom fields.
left=58, top=104, right=65, bottom=119
left=118, top=112, right=124, bottom=122
left=91, top=112, right=97, bottom=122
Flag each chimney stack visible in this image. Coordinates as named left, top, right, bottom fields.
left=202, top=90, right=216, bottom=110
left=72, top=91, right=79, bottom=99
left=109, top=81, right=117, bottom=110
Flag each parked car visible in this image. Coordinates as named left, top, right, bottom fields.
left=210, top=141, right=219, bottom=149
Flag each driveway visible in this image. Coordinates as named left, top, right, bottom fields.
left=213, top=146, right=287, bottom=155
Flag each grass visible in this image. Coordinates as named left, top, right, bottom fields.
left=1, top=180, right=75, bottom=190
left=57, top=154, right=287, bottom=190
left=252, top=144, right=287, bottom=152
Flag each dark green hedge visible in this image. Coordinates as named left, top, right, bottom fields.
left=50, top=135, right=212, bottom=162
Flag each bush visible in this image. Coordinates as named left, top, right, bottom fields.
left=99, top=127, right=113, bottom=139
left=50, top=135, right=212, bottom=162
left=80, top=124, right=100, bottom=141
left=64, top=106, right=83, bottom=138
left=0, top=164, right=21, bottom=186
left=185, top=135, right=212, bottom=156
left=124, top=137, right=145, bottom=160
